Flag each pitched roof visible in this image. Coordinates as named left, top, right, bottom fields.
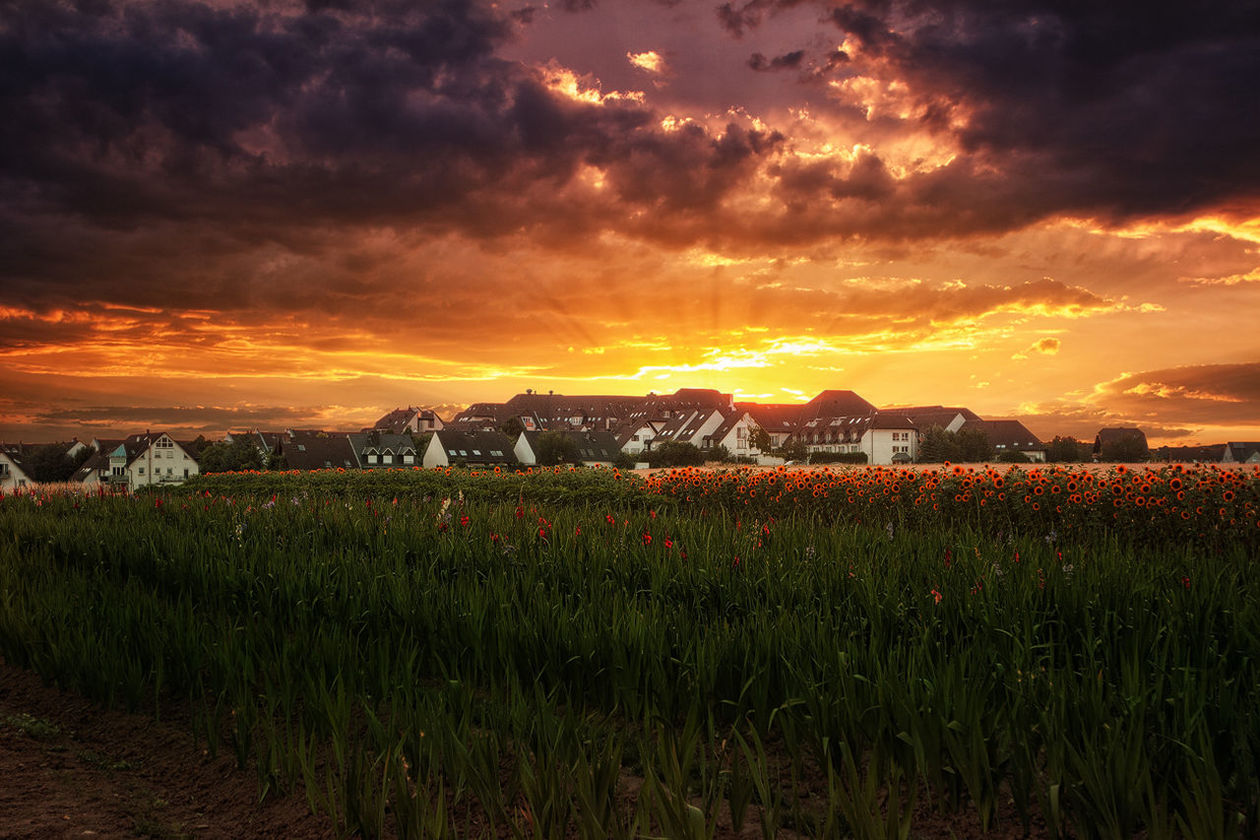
left=800, top=390, right=877, bottom=419
left=520, top=430, right=622, bottom=462
left=1225, top=442, right=1260, bottom=463
left=1154, top=443, right=1228, bottom=462
left=278, top=431, right=358, bottom=471
left=707, top=408, right=751, bottom=446
left=348, top=432, right=417, bottom=466
left=72, top=451, right=111, bottom=482
left=432, top=430, right=519, bottom=464
left=964, top=419, right=1044, bottom=450
left=879, top=405, right=982, bottom=429
left=735, top=402, right=803, bottom=432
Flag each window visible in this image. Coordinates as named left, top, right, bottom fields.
left=184, top=468, right=189, bottom=478
left=368, top=454, right=378, bottom=464
left=403, top=454, right=414, bottom=464
left=471, top=449, right=481, bottom=456
left=458, top=450, right=467, bottom=456
left=297, top=444, right=306, bottom=452
left=490, top=450, right=503, bottom=457
left=138, top=467, right=145, bottom=475
left=448, top=449, right=457, bottom=455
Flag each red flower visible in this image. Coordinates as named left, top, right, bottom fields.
left=515, top=505, right=525, bottom=519
left=575, top=526, right=582, bottom=536
left=538, top=526, right=548, bottom=539
left=642, top=532, right=652, bottom=546
left=664, top=537, right=674, bottom=549
left=1182, top=576, right=1191, bottom=590
left=606, top=514, right=615, bottom=525
left=931, top=588, right=942, bottom=604
left=460, top=515, right=470, bottom=527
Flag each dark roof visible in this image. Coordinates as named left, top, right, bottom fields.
left=707, top=408, right=751, bottom=446
left=72, top=451, right=110, bottom=482
left=1154, top=444, right=1228, bottom=462
left=371, top=407, right=419, bottom=434
left=964, top=419, right=1044, bottom=450
left=348, top=431, right=417, bottom=466
left=432, top=430, right=518, bottom=465
left=1225, top=442, right=1260, bottom=463
left=800, top=390, right=877, bottom=419
left=520, top=430, right=622, bottom=462
left=278, top=431, right=358, bottom=471
left=880, top=405, right=982, bottom=429
left=735, top=403, right=803, bottom=432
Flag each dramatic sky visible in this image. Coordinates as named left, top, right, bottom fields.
left=3, top=0, right=1259, bottom=443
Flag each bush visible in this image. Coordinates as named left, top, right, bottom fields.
left=807, top=451, right=868, bottom=464
left=645, top=441, right=705, bottom=468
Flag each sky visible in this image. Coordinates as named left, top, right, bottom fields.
left=2, top=0, right=1259, bottom=445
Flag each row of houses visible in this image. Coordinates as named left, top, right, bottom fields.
left=5, top=388, right=1256, bottom=492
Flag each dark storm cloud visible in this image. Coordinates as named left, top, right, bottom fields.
left=730, top=0, right=1260, bottom=227
left=2, top=0, right=1258, bottom=315
left=0, top=0, right=796, bottom=309
left=748, top=49, right=805, bottom=71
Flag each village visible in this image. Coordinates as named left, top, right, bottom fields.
left=3, top=387, right=1256, bottom=493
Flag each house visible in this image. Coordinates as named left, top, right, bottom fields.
left=796, top=412, right=919, bottom=464
left=422, top=430, right=518, bottom=468
left=514, top=430, right=622, bottom=467
left=74, top=432, right=202, bottom=489
left=880, top=405, right=981, bottom=434
left=71, top=450, right=112, bottom=487
left=447, top=403, right=510, bottom=432
left=706, top=408, right=761, bottom=459
left=0, top=444, right=32, bottom=490
left=1223, top=442, right=1260, bottom=464
left=1153, top=444, right=1228, bottom=463
left=348, top=431, right=419, bottom=468
left=652, top=408, right=728, bottom=450
left=964, top=419, right=1047, bottom=462
left=735, top=403, right=802, bottom=449
left=1094, top=427, right=1149, bottom=461
left=275, top=431, right=359, bottom=471
left=614, top=420, right=661, bottom=455
left=370, top=407, right=444, bottom=435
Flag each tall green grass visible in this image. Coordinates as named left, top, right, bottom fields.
left=1, top=479, right=1257, bottom=838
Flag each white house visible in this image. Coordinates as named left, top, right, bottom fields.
left=423, top=430, right=518, bottom=468
left=0, top=445, right=32, bottom=490
left=796, top=412, right=918, bottom=465
left=615, top=421, right=660, bottom=455
left=106, top=432, right=201, bottom=489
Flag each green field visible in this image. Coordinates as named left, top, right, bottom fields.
left=1, top=465, right=1258, bottom=838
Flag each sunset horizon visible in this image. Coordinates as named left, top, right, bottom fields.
left=3, top=0, right=1257, bottom=449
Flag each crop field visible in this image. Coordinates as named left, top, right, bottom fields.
left=1, top=464, right=1259, bottom=839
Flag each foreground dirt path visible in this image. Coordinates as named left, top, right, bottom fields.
left=0, top=659, right=337, bottom=840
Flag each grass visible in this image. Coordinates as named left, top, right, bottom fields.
left=1, top=466, right=1258, bottom=838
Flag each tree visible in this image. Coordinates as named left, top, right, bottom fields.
left=708, top=444, right=732, bottom=462
left=500, top=417, right=525, bottom=439
left=198, top=438, right=265, bottom=473
left=778, top=439, right=808, bottom=463
left=749, top=426, right=773, bottom=455
left=1047, top=435, right=1091, bottom=463
left=917, top=426, right=961, bottom=463
left=1099, top=434, right=1149, bottom=463
left=646, top=441, right=705, bottom=467
left=22, top=443, right=92, bottom=483
left=536, top=431, right=580, bottom=466
left=956, top=427, right=994, bottom=462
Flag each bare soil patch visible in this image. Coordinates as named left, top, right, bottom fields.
left=0, top=658, right=335, bottom=840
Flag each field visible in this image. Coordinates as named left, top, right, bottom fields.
left=1, top=463, right=1259, bottom=839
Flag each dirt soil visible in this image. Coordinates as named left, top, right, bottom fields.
left=0, top=659, right=336, bottom=840
left=1, top=659, right=1047, bottom=840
